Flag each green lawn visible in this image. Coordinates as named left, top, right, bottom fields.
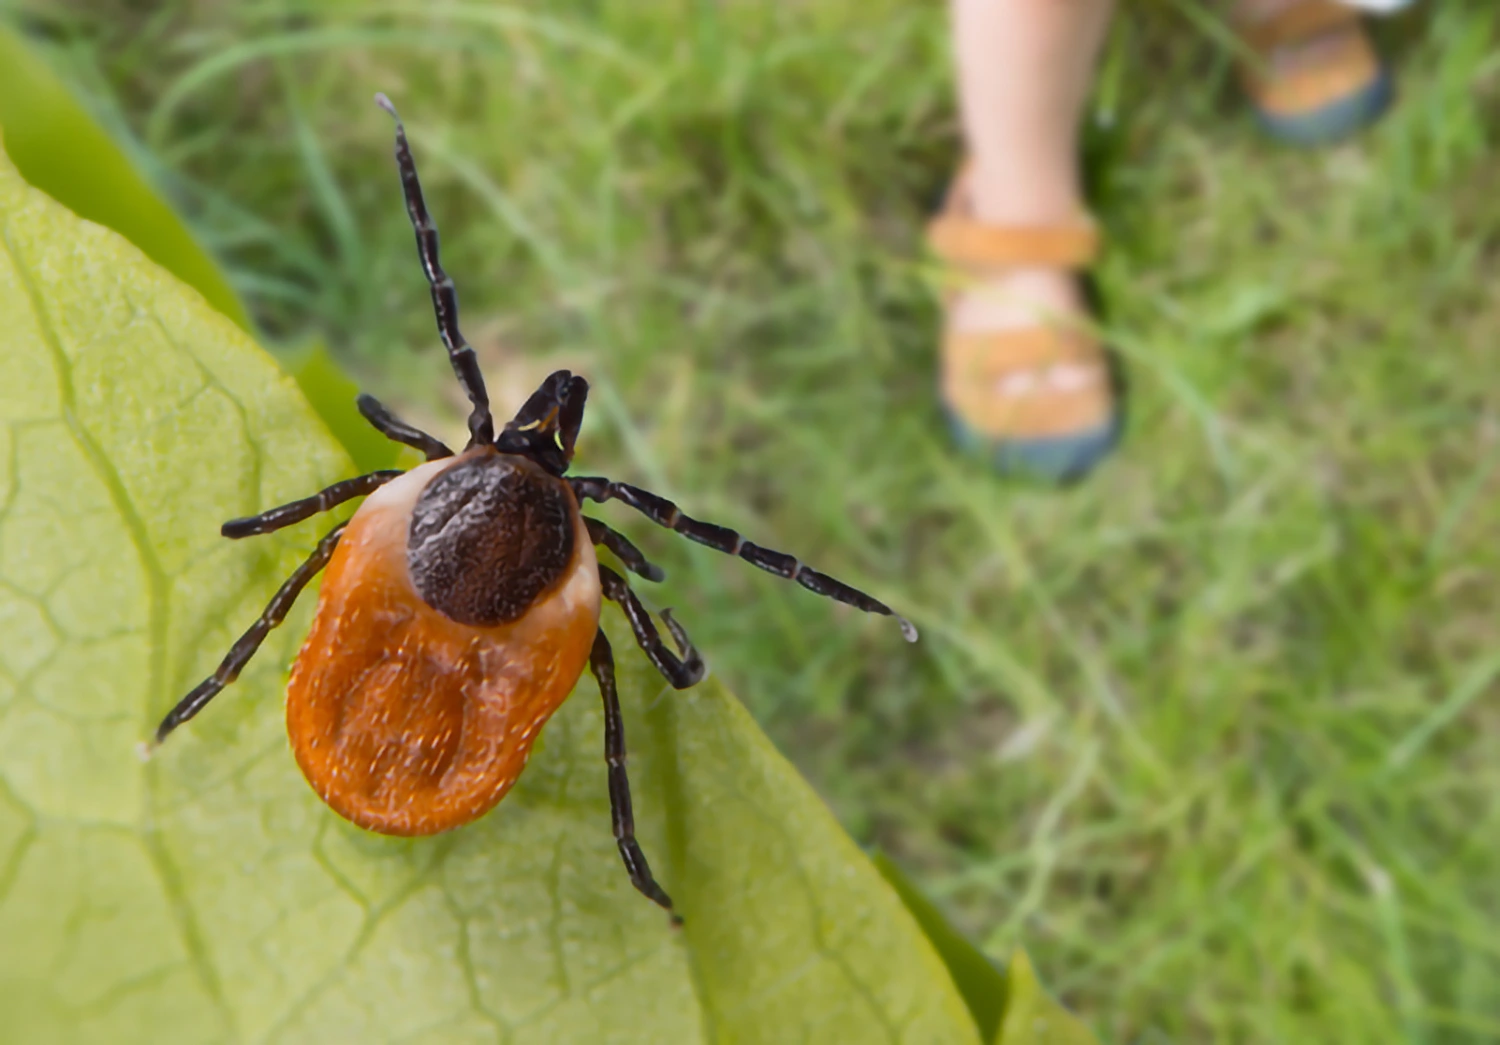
left=24, top=0, right=1500, bottom=1040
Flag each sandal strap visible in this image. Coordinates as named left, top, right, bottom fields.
left=928, top=216, right=1100, bottom=269
left=927, top=161, right=1100, bottom=270
left=1240, top=0, right=1361, bottom=51
left=943, top=330, right=1111, bottom=437
left=946, top=327, right=1103, bottom=377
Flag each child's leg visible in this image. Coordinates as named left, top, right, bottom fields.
left=948, top=0, right=1116, bottom=339
left=937, top=0, right=1121, bottom=480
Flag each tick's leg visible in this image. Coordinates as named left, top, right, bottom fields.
left=589, top=627, right=678, bottom=919
left=571, top=477, right=918, bottom=642
left=598, top=564, right=704, bottom=689
left=584, top=516, right=664, bottom=582
left=356, top=394, right=453, bottom=460
left=221, top=471, right=403, bottom=539
left=374, top=93, right=494, bottom=448
left=149, top=522, right=347, bottom=747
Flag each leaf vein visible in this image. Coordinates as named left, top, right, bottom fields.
left=0, top=219, right=238, bottom=1038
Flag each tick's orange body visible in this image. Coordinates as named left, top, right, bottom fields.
left=287, top=452, right=601, bottom=836
left=152, top=94, right=913, bottom=917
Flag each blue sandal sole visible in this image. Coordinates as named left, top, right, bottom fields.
left=1254, top=65, right=1395, bottom=146
left=945, top=406, right=1123, bottom=484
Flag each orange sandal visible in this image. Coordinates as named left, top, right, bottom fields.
left=927, top=168, right=1121, bottom=481
left=1238, top=0, right=1394, bottom=145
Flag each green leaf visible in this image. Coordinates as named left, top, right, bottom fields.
left=872, top=855, right=1099, bottom=1045
left=0, top=23, right=251, bottom=332
left=280, top=338, right=402, bottom=473
left=0, top=27, right=421, bottom=476
left=0, top=142, right=979, bottom=1043
left=872, top=850, right=1008, bottom=1041
left=995, top=951, right=1099, bottom=1045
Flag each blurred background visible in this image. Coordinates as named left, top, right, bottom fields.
left=5, top=0, right=1498, bottom=1040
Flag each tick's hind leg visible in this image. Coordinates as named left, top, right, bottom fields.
left=221, top=471, right=403, bottom=539
left=585, top=517, right=664, bottom=582
left=149, top=522, right=347, bottom=748
left=589, top=627, right=678, bottom=920
left=570, top=476, right=918, bottom=642
left=598, top=565, right=704, bottom=689
left=356, top=394, right=453, bottom=461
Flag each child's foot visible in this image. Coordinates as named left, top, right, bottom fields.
left=930, top=170, right=1119, bottom=482
left=1237, top=0, right=1394, bottom=145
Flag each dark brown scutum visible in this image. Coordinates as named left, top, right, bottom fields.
left=407, top=450, right=575, bottom=626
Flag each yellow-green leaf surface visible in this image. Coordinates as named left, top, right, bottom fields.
left=0, top=146, right=979, bottom=1043
left=282, top=339, right=402, bottom=473
left=994, top=952, right=1098, bottom=1045
left=873, top=854, right=1100, bottom=1045
left=0, top=24, right=250, bottom=332
left=0, top=27, right=402, bottom=477
left=873, top=851, right=1008, bottom=1041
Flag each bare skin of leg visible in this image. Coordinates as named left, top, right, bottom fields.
left=948, top=0, right=1115, bottom=342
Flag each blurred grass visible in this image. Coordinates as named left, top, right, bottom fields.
left=9, top=0, right=1500, bottom=1040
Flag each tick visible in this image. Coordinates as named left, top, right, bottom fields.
left=149, top=94, right=916, bottom=918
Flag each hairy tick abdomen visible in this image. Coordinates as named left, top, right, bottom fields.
left=285, top=453, right=601, bottom=836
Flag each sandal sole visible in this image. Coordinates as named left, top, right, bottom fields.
left=946, top=407, right=1123, bottom=484
left=1253, top=65, right=1395, bottom=146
